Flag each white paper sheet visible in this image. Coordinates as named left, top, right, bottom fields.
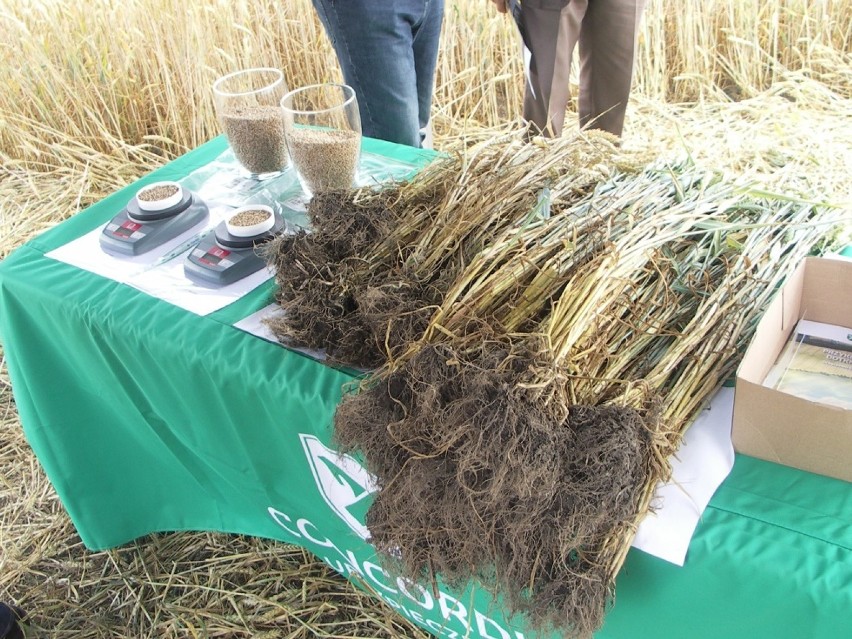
left=233, top=304, right=327, bottom=362
left=631, top=386, right=736, bottom=565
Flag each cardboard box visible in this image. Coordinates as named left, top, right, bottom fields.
left=732, top=256, right=852, bottom=482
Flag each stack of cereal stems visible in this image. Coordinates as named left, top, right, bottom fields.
left=267, top=130, right=649, bottom=368
left=331, top=154, right=846, bottom=638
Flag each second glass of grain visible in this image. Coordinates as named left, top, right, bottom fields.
left=280, top=83, right=361, bottom=197
left=213, top=68, right=289, bottom=179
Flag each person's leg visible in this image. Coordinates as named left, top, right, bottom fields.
left=577, top=0, right=646, bottom=136
left=411, top=0, right=444, bottom=146
left=520, top=0, right=586, bottom=137
left=311, top=0, right=426, bottom=147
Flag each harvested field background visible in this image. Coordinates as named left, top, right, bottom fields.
left=1, top=0, right=850, bottom=636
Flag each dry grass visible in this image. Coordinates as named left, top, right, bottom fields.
left=1, top=0, right=851, bottom=636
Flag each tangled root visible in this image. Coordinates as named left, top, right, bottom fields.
left=266, top=189, right=444, bottom=368
left=334, top=344, right=661, bottom=637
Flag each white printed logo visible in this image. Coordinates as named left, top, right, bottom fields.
left=300, top=434, right=378, bottom=540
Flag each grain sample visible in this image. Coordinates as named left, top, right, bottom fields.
left=288, top=128, right=360, bottom=194
left=230, top=208, right=271, bottom=228
left=220, top=105, right=288, bottom=175
left=138, top=184, right=179, bottom=201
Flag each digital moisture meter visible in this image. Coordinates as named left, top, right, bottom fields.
left=183, top=205, right=286, bottom=288
left=99, top=181, right=209, bottom=257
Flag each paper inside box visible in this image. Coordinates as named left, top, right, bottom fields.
left=763, top=319, right=852, bottom=410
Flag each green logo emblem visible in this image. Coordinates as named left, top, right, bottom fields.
left=301, top=434, right=377, bottom=540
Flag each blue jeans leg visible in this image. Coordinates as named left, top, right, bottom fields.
left=311, top=0, right=444, bottom=148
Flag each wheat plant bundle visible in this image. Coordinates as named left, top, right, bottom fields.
left=331, top=157, right=848, bottom=638
left=266, top=131, right=649, bottom=368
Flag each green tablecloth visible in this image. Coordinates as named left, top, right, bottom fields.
left=0, top=137, right=850, bottom=639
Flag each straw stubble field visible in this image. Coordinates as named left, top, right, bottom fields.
left=1, top=0, right=851, bottom=637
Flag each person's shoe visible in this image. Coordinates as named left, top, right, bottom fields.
left=0, top=602, right=26, bottom=639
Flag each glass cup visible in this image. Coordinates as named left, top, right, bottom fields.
left=213, top=68, right=289, bottom=179
left=280, top=83, right=362, bottom=197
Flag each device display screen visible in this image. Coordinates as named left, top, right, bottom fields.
left=113, top=220, right=142, bottom=239
left=200, top=246, right=231, bottom=266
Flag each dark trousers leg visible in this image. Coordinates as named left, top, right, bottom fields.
left=521, top=0, right=645, bottom=137
left=521, top=0, right=582, bottom=137
left=578, top=0, right=647, bottom=136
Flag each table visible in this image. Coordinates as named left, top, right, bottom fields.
left=1, top=137, right=850, bottom=639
